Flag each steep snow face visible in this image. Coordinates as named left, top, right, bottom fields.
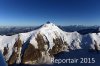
left=88, top=33, right=100, bottom=50
left=65, top=32, right=82, bottom=49
left=81, top=33, right=100, bottom=50
left=0, top=35, right=18, bottom=51
left=19, top=31, right=34, bottom=44
left=0, top=35, right=18, bottom=61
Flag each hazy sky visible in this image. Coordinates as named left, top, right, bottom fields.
left=0, top=0, right=100, bottom=26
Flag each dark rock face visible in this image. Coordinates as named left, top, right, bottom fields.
left=3, top=47, right=8, bottom=56
left=8, top=51, right=17, bottom=64
left=49, top=38, right=68, bottom=55
left=36, top=33, right=49, bottom=51
left=22, top=44, right=42, bottom=64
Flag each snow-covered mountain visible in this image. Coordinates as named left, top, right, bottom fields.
left=0, top=22, right=100, bottom=65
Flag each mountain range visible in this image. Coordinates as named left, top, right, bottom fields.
left=0, top=22, right=100, bottom=65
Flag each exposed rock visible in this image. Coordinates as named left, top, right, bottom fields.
left=49, top=38, right=68, bottom=56
left=36, top=33, right=49, bottom=51
left=3, top=47, right=8, bottom=56
left=8, top=36, right=22, bottom=64
left=22, top=44, right=42, bottom=64
left=8, top=51, right=17, bottom=64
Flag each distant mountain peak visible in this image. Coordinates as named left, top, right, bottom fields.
left=41, top=22, right=58, bottom=30
left=43, top=22, right=55, bottom=26
left=46, top=21, right=51, bottom=24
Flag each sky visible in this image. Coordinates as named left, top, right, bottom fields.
left=0, top=0, right=100, bottom=26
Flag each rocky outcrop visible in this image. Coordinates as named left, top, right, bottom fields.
left=3, top=47, right=8, bottom=56
left=49, top=38, right=68, bottom=56
left=36, top=33, right=49, bottom=51
left=22, top=44, right=42, bottom=64
left=8, top=36, right=22, bottom=64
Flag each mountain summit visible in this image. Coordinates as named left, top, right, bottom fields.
left=42, top=22, right=57, bottom=28
left=41, top=22, right=61, bottom=31
left=0, top=22, right=100, bottom=65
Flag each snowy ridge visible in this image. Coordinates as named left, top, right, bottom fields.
left=0, top=22, right=100, bottom=65
left=0, top=35, right=18, bottom=61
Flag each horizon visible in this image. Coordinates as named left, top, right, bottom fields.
left=0, top=0, right=100, bottom=26
left=0, top=22, right=100, bottom=27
